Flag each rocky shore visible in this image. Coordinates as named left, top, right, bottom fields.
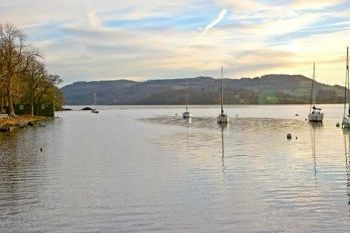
left=0, top=115, right=49, bottom=132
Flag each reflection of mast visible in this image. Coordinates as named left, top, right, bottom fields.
left=310, top=125, right=317, bottom=182
left=186, top=117, right=191, bottom=128
left=310, top=123, right=323, bottom=183
left=221, top=124, right=226, bottom=173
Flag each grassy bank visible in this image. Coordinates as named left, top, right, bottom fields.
left=0, top=115, right=50, bottom=132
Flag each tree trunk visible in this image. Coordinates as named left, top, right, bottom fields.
left=30, top=93, right=34, bottom=116
left=7, top=93, right=15, bottom=117
left=0, top=91, right=3, bottom=113
left=35, top=100, right=40, bottom=116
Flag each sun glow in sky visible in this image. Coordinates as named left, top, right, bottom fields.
left=1, top=0, right=350, bottom=85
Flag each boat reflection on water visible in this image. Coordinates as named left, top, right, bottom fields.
left=343, top=129, right=350, bottom=207
left=309, top=122, right=323, bottom=183
left=220, top=123, right=228, bottom=173
left=185, top=117, right=192, bottom=128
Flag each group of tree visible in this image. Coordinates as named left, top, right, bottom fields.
left=0, top=22, right=63, bottom=117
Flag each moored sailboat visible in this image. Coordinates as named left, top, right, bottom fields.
left=217, top=66, right=229, bottom=123
left=308, top=62, right=324, bottom=122
left=343, top=47, right=350, bottom=128
left=183, top=79, right=191, bottom=119
left=91, top=93, right=99, bottom=114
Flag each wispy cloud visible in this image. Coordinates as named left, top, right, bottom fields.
left=201, top=9, right=228, bottom=37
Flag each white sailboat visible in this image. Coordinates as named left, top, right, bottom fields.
left=308, top=62, right=324, bottom=122
left=217, top=66, right=229, bottom=123
left=91, top=93, right=99, bottom=114
left=183, top=79, right=191, bottom=119
left=343, top=47, right=350, bottom=128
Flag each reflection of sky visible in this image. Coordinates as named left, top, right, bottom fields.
left=1, top=1, right=350, bottom=85
left=147, top=111, right=350, bottom=231
left=1, top=105, right=350, bottom=231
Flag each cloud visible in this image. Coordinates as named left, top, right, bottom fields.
left=87, top=9, right=102, bottom=28
left=201, top=9, right=228, bottom=37
left=1, top=0, right=350, bottom=86
left=291, top=0, right=347, bottom=10
left=215, top=0, right=266, bottom=11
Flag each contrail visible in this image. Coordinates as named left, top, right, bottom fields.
left=201, top=9, right=228, bottom=36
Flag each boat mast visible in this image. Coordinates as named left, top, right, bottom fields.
left=221, top=66, right=224, bottom=114
left=344, top=49, right=347, bottom=118
left=185, top=79, right=189, bottom=111
left=309, top=62, right=315, bottom=114
left=94, top=93, right=97, bottom=106
left=345, top=46, right=350, bottom=114
left=345, top=47, right=350, bottom=118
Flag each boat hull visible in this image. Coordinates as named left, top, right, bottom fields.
left=183, top=112, right=191, bottom=119
left=308, top=110, right=323, bottom=122
left=217, top=114, right=229, bottom=123
left=343, top=115, right=350, bottom=128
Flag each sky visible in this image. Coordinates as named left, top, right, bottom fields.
left=1, top=0, right=350, bottom=86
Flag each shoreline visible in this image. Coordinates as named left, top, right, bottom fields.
left=62, top=103, right=345, bottom=107
left=0, top=115, right=50, bottom=133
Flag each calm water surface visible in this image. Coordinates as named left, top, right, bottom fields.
left=1, top=105, right=350, bottom=232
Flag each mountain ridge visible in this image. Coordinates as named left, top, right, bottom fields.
left=61, top=74, right=345, bottom=105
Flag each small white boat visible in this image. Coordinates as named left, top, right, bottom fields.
left=183, top=79, right=191, bottom=119
left=91, top=93, right=99, bottom=114
left=308, top=62, right=324, bottom=122
left=91, top=108, right=99, bottom=114
left=217, top=66, right=229, bottom=124
left=308, top=107, right=323, bottom=122
left=343, top=115, right=350, bottom=128
left=343, top=47, right=350, bottom=128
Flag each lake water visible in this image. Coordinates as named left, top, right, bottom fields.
left=1, top=105, right=350, bottom=232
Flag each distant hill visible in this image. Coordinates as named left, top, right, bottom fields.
left=61, top=75, right=345, bottom=105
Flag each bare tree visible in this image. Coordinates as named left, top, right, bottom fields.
left=0, top=23, right=63, bottom=116
left=22, top=55, right=46, bottom=116
left=0, top=23, right=29, bottom=117
left=35, top=74, right=62, bottom=112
